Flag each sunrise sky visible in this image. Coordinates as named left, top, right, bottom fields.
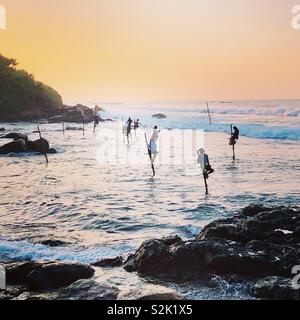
left=0, top=0, right=300, bottom=103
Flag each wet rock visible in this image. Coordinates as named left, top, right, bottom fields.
left=124, top=205, right=300, bottom=301
left=38, top=239, right=69, bottom=247
left=197, top=205, right=300, bottom=245
left=61, top=279, right=119, bottom=300
left=208, top=251, right=285, bottom=278
left=124, top=237, right=245, bottom=280
left=0, top=139, right=27, bottom=154
left=93, top=257, right=124, bottom=268
left=6, top=261, right=41, bottom=285
left=65, top=126, right=81, bottom=131
left=118, top=284, right=185, bottom=300
left=26, top=270, right=52, bottom=290
left=31, top=263, right=95, bottom=290
left=152, top=113, right=167, bottom=119
left=48, top=148, right=57, bottom=154
left=0, top=286, right=27, bottom=300
left=14, top=290, right=61, bottom=300
left=27, top=138, right=49, bottom=154
left=0, top=127, right=5, bottom=132
left=47, top=104, right=94, bottom=123
left=250, top=276, right=300, bottom=300
left=1, top=133, right=28, bottom=141
left=0, top=133, right=56, bottom=155
left=6, top=261, right=94, bottom=290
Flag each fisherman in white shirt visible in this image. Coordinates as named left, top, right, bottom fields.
left=150, top=126, right=160, bottom=164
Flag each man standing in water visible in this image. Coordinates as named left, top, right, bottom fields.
left=197, top=148, right=214, bottom=179
left=126, top=117, right=133, bottom=143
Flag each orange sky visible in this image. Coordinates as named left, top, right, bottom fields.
left=0, top=0, right=300, bottom=103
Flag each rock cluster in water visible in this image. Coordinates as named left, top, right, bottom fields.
left=152, top=113, right=167, bottom=119
left=47, top=104, right=95, bottom=123
left=123, top=205, right=300, bottom=300
left=0, top=132, right=56, bottom=155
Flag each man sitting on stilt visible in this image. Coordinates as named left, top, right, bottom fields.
left=197, top=148, right=214, bottom=179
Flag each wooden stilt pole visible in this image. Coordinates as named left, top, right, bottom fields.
left=203, top=172, right=208, bottom=194
left=37, top=125, right=49, bottom=164
left=145, top=133, right=155, bottom=177
left=82, top=118, right=85, bottom=136
left=207, top=102, right=212, bottom=125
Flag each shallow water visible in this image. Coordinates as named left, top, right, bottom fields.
left=0, top=101, right=299, bottom=299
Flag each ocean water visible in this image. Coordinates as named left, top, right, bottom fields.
left=0, top=100, right=299, bottom=299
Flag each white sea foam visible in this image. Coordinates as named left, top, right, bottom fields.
left=0, top=239, right=135, bottom=264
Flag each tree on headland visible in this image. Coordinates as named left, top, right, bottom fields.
left=0, top=54, right=63, bottom=121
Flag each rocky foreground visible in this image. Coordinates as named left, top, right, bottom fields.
left=124, top=205, right=300, bottom=300
left=1, top=205, right=299, bottom=300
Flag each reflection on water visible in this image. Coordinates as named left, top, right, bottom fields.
left=0, top=118, right=299, bottom=299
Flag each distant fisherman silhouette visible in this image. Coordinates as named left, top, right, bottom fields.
left=197, top=148, right=214, bottom=179
left=229, top=126, right=239, bottom=145
left=93, top=115, right=100, bottom=132
left=134, top=119, right=140, bottom=130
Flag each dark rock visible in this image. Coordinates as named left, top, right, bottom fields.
left=118, top=285, right=185, bottom=300
left=6, top=261, right=41, bottom=285
left=39, top=240, right=68, bottom=247
left=0, top=127, right=5, bottom=132
left=93, top=257, right=124, bottom=268
left=6, top=261, right=94, bottom=290
left=1, top=133, right=28, bottom=141
left=0, top=133, right=56, bottom=156
left=250, top=276, right=300, bottom=300
left=197, top=205, right=300, bottom=245
left=0, top=139, right=27, bottom=154
left=36, top=263, right=95, bottom=290
left=124, top=237, right=244, bottom=280
left=208, top=252, right=285, bottom=278
left=65, top=126, right=80, bottom=131
left=14, top=290, right=61, bottom=300
left=27, top=138, right=49, bottom=154
left=152, top=113, right=167, bottom=119
left=0, top=286, right=27, bottom=300
left=26, top=270, right=52, bottom=290
left=241, top=204, right=272, bottom=217
left=47, top=104, right=94, bottom=123
left=61, top=279, right=119, bottom=300
left=160, top=235, right=183, bottom=246
left=48, top=148, right=57, bottom=154
left=124, top=205, right=300, bottom=301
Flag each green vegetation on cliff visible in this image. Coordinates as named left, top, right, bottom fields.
left=0, top=54, right=63, bottom=121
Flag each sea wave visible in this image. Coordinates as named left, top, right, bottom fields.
left=0, top=239, right=135, bottom=264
